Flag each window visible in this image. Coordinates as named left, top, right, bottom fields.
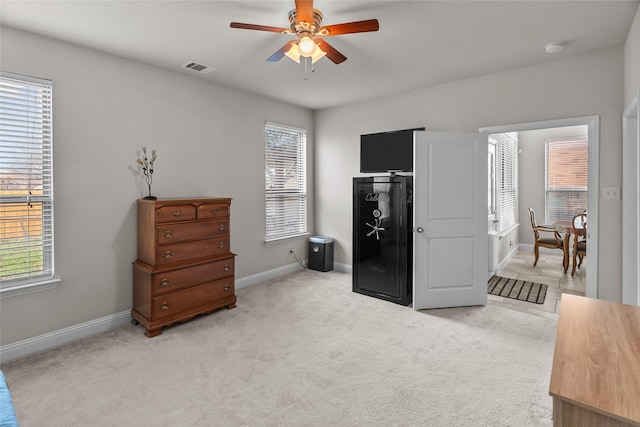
left=494, top=133, right=518, bottom=234
left=545, top=136, right=588, bottom=222
left=488, top=141, right=496, bottom=219
left=0, top=72, right=54, bottom=289
left=265, top=123, right=307, bottom=242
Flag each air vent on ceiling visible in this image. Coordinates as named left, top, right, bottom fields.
left=182, top=61, right=215, bottom=75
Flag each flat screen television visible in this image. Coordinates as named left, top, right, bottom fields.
left=360, top=128, right=425, bottom=173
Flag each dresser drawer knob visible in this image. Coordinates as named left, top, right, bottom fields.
left=163, top=251, right=173, bottom=259
left=160, top=278, right=170, bottom=287
left=218, top=223, right=226, bottom=231
left=173, top=210, right=182, bottom=217
left=163, top=230, right=174, bottom=239
left=160, top=303, right=169, bottom=311
left=211, top=208, right=217, bottom=214
left=223, top=285, right=231, bottom=292
left=224, top=264, right=231, bottom=271
left=218, top=242, right=226, bottom=249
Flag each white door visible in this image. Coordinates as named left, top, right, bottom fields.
left=413, top=131, right=488, bottom=309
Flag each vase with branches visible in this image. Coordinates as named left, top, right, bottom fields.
left=137, top=146, right=157, bottom=200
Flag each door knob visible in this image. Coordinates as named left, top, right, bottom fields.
left=415, top=227, right=424, bottom=233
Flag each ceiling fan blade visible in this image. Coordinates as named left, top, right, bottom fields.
left=267, top=40, right=296, bottom=62
left=319, top=19, right=379, bottom=36
left=230, top=22, right=288, bottom=33
left=315, top=39, right=347, bottom=64
left=295, top=0, right=313, bottom=23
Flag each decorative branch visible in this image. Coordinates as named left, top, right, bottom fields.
left=136, top=146, right=157, bottom=199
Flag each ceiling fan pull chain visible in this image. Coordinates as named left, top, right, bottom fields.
left=304, top=56, right=309, bottom=81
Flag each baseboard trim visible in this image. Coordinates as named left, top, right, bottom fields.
left=0, top=310, right=132, bottom=363
left=497, top=245, right=520, bottom=272
left=235, top=260, right=353, bottom=289
left=2, top=261, right=352, bottom=363
left=334, top=262, right=352, bottom=274
left=235, top=262, right=306, bottom=290
left=518, top=243, right=565, bottom=255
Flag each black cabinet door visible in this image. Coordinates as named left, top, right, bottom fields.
left=353, top=176, right=412, bottom=305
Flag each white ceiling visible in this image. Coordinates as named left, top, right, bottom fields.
left=1, top=1, right=638, bottom=110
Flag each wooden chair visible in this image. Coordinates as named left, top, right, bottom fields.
left=528, top=207, right=563, bottom=266
left=571, top=212, right=587, bottom=276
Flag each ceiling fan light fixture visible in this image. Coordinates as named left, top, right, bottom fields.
left=298, top=36, right=316, bottom=57
left=311, top=46, right=326, bottom=63
left=231, top=1, right=380, bottom=67
left=285, top=43, right=301, bottom=63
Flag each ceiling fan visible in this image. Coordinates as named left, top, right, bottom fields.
left=230, top=0, right=379, bottom=65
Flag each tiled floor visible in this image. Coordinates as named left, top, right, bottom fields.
left=488, top=250, right=586, bottom=318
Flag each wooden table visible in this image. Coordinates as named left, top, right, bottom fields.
left=553, top=220, right=573, bottom=273
left=549, top=294, right=640, bottom=426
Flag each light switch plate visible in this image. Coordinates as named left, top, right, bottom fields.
left=602, top=186, right=620, bottom=200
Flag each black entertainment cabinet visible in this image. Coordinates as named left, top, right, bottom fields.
left=352, top=175, right=412, bottom=305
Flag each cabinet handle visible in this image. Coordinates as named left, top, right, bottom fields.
left=224, top=264, right=231, bottom=271
left=163, top=230, right=174, bottom=239
left=218, top=223, right=226, bottom=231
left=163, top=251, right=173, bottom=259
left=218, top=242, right=226, bottom=249
left=160, top=278, right=170, bottom=287
left=173, top=210, right=182, bottom=217
left=223, top=285, right=230, bottom=292
left=211, top=208, right=217, bottom=214
left=160, top=303, right=169, bottom=311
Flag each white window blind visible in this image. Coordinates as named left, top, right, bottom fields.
left=488, top=141, right=496, bottom=219
left=545, top=136, right=588, bottom=222
left=496, top=133, right=518, bottom=234
left=265, top=123, right=307, bottom=241
left=0, top=72, right=54, bottom=287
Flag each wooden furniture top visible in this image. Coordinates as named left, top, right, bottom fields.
left=549, top=294, right=640, bottom=424
left=554, top=220, right=585, bottom=236
left=137, top=197, right=232, bottom=205
left=553, top=220, right=573, bottom=233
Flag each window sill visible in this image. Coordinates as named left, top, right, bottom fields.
left=0, top=278, right=61, bottom=299
left=265, top=233, right=310, bottom=245
left=498, top=223, right=519, bottom=238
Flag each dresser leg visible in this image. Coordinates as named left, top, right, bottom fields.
left=145, top=327, right=163, bottom=338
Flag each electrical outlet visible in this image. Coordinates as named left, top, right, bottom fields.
left=602, top=187, right=620, bottom=200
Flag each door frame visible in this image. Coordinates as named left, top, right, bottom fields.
left=623, top=91, right=640, bottom=306
left=480, top=116, right=599, bottom=299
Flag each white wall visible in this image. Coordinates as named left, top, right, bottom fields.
left=315, top=47, right=624, bottom=302
left=0, top=27, right=313, bottom=345
left=625, top=5, right=640, bottom=105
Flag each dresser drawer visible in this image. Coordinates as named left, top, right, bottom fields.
left=153, top=257, right=234, bottom=296
left=155, top=237, right=230, bottom=266
left=152, top=278, right=235, bottom=319
left=198, top=203, right=229, bottom=219
left=156, top=204, right=197, bottom=223
left=156, top=219, right=229, bottom=245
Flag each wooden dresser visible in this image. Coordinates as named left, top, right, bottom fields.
left=549, top=294, right=640, bottom=427
left=132, top=198, right=236, bottom=337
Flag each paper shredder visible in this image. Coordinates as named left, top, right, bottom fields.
left=308, top=236, right=334, bottom=272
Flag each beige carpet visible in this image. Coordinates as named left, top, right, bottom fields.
left=1, top=270, right=557, bottom=426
